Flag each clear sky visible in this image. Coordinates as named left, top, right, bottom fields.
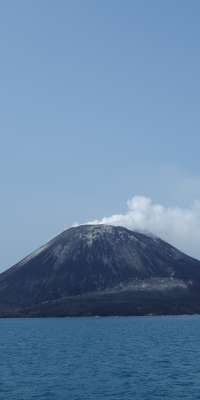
left=1, top=1, right=200, bottom=270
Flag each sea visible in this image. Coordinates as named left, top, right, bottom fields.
left=1, top=315, right=200, bottom=400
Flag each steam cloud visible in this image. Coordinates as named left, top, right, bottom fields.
left=89, top=196, right=200, bottom=260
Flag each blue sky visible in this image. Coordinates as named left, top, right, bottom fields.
left=1, top=1, right=200, bottom=270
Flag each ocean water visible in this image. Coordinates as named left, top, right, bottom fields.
left=1, top=316, right=200, bottom=399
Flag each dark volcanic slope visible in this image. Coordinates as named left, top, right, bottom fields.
left=1, top=224, right=200, bottom=316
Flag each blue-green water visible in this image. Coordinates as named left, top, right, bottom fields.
left=1, top=316, right=200, bottom=399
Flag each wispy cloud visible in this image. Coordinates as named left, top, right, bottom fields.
left=88, top=195, right=200, bottom=260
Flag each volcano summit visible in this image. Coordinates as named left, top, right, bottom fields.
left=1, top=224, right=200, bottom=317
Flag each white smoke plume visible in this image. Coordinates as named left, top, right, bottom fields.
left=89, top=196, right=200, bottom=260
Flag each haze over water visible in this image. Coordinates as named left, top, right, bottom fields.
left=1, top=316, right=200, bottom=400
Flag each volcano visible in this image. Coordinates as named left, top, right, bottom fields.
left=1, top=224, right=200, bottom=317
